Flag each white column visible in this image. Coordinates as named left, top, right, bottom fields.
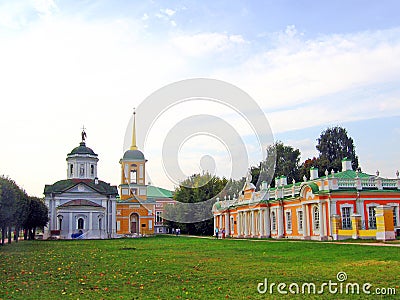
left=69, top=212, right=73, bottom=237
left=265, top=207, right=271, bottom=237
left=319, top=201, right=325, bottom=240
left=259, top=210, right=264, bottom=237
left=225, top=213, right=230, bottom=236
left=218, top=214, right=222, bottom=230
left=213, top=216, right=217, bottom=236
left=237, top=213, right=241, bottom=237
left=244, top=212, right=248, bottom=237
left=277, top=203, right=284, bottom=238
left=251, top=211, right=255, bottom=236
left=89, top=212, right=93, bottom=231
left=302, top=204, right=308, bottom=239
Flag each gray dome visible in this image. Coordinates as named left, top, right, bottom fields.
left=123, top=149, right=145, bottom=160
left=68, top=142, right=97, bottom=156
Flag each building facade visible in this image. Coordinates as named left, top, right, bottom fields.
left=44, top=131, right=118, bottom=239
left=213, top=158, right=400, bottom=241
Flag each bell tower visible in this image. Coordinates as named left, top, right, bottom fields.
left=119, top=110, right=147, bottom=201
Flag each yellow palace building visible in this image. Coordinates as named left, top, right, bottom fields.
left=213, top=159, right=400, bottom=241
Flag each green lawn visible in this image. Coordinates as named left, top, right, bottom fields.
left=1, top=236, right=399, bottom=299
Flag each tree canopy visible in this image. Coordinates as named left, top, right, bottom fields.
left=316, top=126, right=359, bottom=172
left=164, top=173, right=227, bottom=235
left=0, top=175, right=48, bottom=244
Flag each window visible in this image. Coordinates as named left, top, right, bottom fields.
left=313, top=206, right=320, bottom=230
left=297, top=211, right=303, bottom=231
left=156, top=211, right=163, bottom=223
left=70, top=164, right=73, bottom=176
left=58, top=218, right=62, bottom=231
left=393, top=207, right=397, bottom=226
left=78, top=218, right=84, bottom=230
left=99, top=219, right=102, bottom=231
left=271, top=211, right=276, bottom=231
left=342, top=207, right=352, bottom=229
left=286, top=211, right=292, bottom=231
left=130, top=164, right=137, bottom=183
left=79, top=164, right=84, bottom=177
left=90, top=165, right=94, bottom=176
left=368, top=207, right=376, bottom=229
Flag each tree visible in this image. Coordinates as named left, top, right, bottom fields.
left=164, top=173, right=227, bottom=235
left=316, top=126, right=359, bottom=172
left=299, top=157, right=321, bottom=180
left=23, top=197, right=49, bottom=240
left=265, top=142, right=301, bottom=187
left=0, top=176, right=17, bottom=245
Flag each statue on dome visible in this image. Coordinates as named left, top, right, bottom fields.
left=81, top=126, right=87, bottom=142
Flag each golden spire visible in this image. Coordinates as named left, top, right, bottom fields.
left=130, top=108, right=138, bottom=150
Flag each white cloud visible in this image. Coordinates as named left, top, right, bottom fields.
left=171, top=32, right=247, bottom=56
left=163, top=8, right=176, bottom=17
left=213, top=27, right=400, bottom=113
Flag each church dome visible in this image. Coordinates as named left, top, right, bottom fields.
left=68, top=142, right=97, bottom=156
left=123, top=149, right=145, bottom=160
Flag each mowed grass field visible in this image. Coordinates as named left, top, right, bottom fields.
left=1, top=236, right=399, bottom=299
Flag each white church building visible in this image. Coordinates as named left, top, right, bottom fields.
left=43, top=130, right=118, bottom=239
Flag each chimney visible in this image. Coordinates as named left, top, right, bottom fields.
left=310, top=167, right=319, bottom=180
left=341, top=157, right=352, bottom=171
left=94, top=177, right=99, bottom=185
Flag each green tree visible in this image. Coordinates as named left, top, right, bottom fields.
left=23, top=197, right=49, bottom=240
left=164, top=173, right=227, bottom=235
left=0, top=176, right=18, bottom=245
left=265, top=142, right=301, bottom=187
left=299, top=157, right=320, bottom=180
left=316, top=126, right=359, bottom=172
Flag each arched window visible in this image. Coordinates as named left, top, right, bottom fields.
left=70, top=164, right=73, bottom=176
left=58, top=216, right=63, bottom=230
left=130, top=164, right=137, bottom=184
left=78, top=218, right=84, bottom=230
left=271, top=211, right=276, bottom=231
left=313, top=206, right=320, bottom=230
left=90, top=165, right=94, bottom=176
left=98, top=218, right=102, bottom=231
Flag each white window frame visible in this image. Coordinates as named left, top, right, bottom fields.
left=271, top=211, right=277, bottom=232
left=285, top=210, right=292, bottom=233
left=366, top=203, right=378, bottom=229
left=296, top=209, right=303, bottom=233
left=340, top=205, right=353, bottom=230
left=313, top=206, right=320, bottom=231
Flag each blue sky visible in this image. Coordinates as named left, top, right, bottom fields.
left=0, top=0, right=399, bottom=196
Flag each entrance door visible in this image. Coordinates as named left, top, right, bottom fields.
left=130, top=213, right=139, bottom=234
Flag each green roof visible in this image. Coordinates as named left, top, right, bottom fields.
left=44, top=179, right=118, bottom=195
left=308, top=182, right=319, bottom=193
left=68, top=142, right=97, bottom=156
left=331, top=170, right=372, bottom=179
left=147, top=185, right=173, bottom=198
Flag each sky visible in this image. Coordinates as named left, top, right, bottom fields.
left=0, top=0, right=400, bottom=196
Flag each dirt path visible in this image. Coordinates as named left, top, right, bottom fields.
left=185, top=235, right=400, bottom=247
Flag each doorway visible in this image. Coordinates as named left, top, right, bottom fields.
left=130, top=213, right=139, bottom=234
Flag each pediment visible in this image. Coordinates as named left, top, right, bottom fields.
left=64, top=183, right=98, bottom=194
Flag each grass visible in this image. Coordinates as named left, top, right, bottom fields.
left=1, top=236, right=399, bottom=299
